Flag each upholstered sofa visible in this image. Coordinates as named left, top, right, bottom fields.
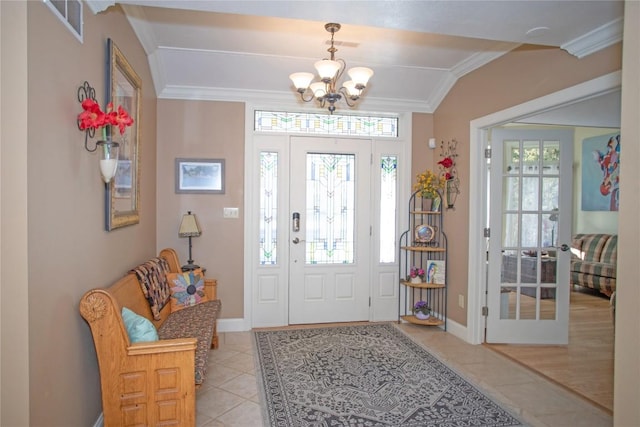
left=79, top=248, right=221, bottom=427
left=570, top=234, right=617, bottom=297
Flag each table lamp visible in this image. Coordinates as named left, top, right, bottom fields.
left=179, top=211, right=202, bottom=271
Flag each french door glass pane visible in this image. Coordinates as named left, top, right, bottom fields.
left=305, top=153, right=355, bottom=264
left=521, top=214, right=539, bottom=247
left=521, top=177, right=539, bottom=211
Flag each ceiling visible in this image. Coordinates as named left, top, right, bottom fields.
left=96, top=0, right=624, bottom=114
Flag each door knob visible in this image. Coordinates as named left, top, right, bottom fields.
left=558, top=244, right=569, bottom=252
left=292, top=237, right=305, bottom=244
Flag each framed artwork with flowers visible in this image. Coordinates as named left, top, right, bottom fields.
left=106, top=39, right=141, bottom=230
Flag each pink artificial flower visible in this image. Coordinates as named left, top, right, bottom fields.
left=77, top=99, right=134, bottom=135
left=438, top=157, right=454, bottom=168
left=77, top=99, right=107, bottom=130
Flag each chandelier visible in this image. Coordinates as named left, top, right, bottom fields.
left=289, top=23, right=374, bottom=114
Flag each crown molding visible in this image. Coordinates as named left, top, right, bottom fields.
left=561, top=18, right=623, bottom=59
left=85, top=0, right=115, bottom=14
left=121, top=5, right=157, bottom=56
left=452, top=41, right=519, bottom=79
left=157, top=85, right=435, bottom=114
left=426, top=73, right=457, bottom=112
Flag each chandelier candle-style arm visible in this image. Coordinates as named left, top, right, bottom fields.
left=289, top=22, right=373, bottom=114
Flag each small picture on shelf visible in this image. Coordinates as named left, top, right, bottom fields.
left=414, top=224, right=435, bottom=244
left=431, top=197, right=441, bottom=212
left=425, top=260, right=445, bottom=285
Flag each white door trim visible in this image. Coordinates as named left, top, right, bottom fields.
left=243, top=105, right=413, bottom=330
left=466, top=71, right=622, bottom=345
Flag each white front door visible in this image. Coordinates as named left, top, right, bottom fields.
left=289, top=136, right=371, bottom=324
left=486, top=129, right=573, bottom=344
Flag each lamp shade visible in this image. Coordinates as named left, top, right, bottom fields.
left=314, top=59, right=341, bottom=80
left=309, top=81, right=327, bottom=98
left=347, top=67, right=373, bottom=88
left=342, top=80, right=360, bottom=97
left=289, top=72, right=314, bottom=90
left=179, top=212, right=202, bottom=237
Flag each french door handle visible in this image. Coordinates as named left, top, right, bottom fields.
left=557, top=244, right=570, bottom=252
left=292, top=237, right=305, bottom=244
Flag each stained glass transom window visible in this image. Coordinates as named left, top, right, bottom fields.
left=306, top=154, right=355, bottom=264
left=379, top=156, right=398, bottom=263
left=254, top=110, right=398, bottom=137
left=259, top=152, right=278, bottom=265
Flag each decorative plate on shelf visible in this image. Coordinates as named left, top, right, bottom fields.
left=415, top=224, right=435, bottom=243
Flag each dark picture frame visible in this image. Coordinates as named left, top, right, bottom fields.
left=175, top=158, right=225, bottom=194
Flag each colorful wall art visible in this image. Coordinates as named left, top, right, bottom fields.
left=581, top=133, right=620, bottom=211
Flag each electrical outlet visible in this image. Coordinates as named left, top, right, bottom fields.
left=223, top=207, right=239, bottom=218
left=458, top=294, right=465, bottom=309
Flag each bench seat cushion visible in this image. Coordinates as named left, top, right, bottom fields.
left=158, top=299, right=221, bottom=384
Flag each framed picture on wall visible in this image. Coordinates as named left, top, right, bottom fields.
left=581, top=133, right=620, bottom=211
left=175, top=158, right=225, bottom=194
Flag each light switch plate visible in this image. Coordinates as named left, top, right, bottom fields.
left=223, top=207, right=239, bottom=218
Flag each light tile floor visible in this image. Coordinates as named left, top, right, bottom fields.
left=196, top=324, right=612, bottom=427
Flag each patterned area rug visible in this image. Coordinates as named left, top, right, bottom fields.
left=253, top=323, right=524, bottom=427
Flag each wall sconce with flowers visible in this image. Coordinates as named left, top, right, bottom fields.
left=77, top=81, right=133, bottom=183
left=437, top=139, right=460, bottom=210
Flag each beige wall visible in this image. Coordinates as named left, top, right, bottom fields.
left=156, top=100, right=245, bottom=318
left=1, top=2, right=30, bottom=425
left=23, top=4, right=157, bottom=426
left=433, top=43, right=622, bottom=326
left=411, top=112, right=436, bottom=178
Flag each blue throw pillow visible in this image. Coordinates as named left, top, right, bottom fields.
left=121, top=307, right=159, bottom=343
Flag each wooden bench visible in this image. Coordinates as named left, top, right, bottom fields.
left=79, top=248, right=220, bottom=427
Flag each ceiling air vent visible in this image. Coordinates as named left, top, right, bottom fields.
left=326, top=40, right=360, bottom=48
left=43, top=0, right=83, bottom=43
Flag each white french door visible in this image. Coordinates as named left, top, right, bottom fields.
left=486, top=129, right=573, bottom=344
left=288, top=136, right=371, bottom=324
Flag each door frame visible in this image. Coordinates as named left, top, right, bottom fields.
left=467, top=71, right=622, bottom=345
left=243, top=106, right=413, bottom=330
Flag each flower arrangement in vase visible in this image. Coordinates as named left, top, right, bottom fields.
left=408, top=266, right=425, bottom=284
left=413, top=169, right=445, bottom=210
left=413, top=300, right=431, bottom=320
left=77, top=98, right=134, bottom=183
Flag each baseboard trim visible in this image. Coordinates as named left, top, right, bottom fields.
left=217, top=317, right=249, bottom=332
left=217, top=317, right=474, bottom=343
left=445, top=318, right=470, bottom=343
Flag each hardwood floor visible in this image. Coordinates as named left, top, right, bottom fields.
left=486, top=288, right=614, bottom=413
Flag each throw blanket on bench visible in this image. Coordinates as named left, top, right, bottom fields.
left=131, top=257, right=171, bottom=320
